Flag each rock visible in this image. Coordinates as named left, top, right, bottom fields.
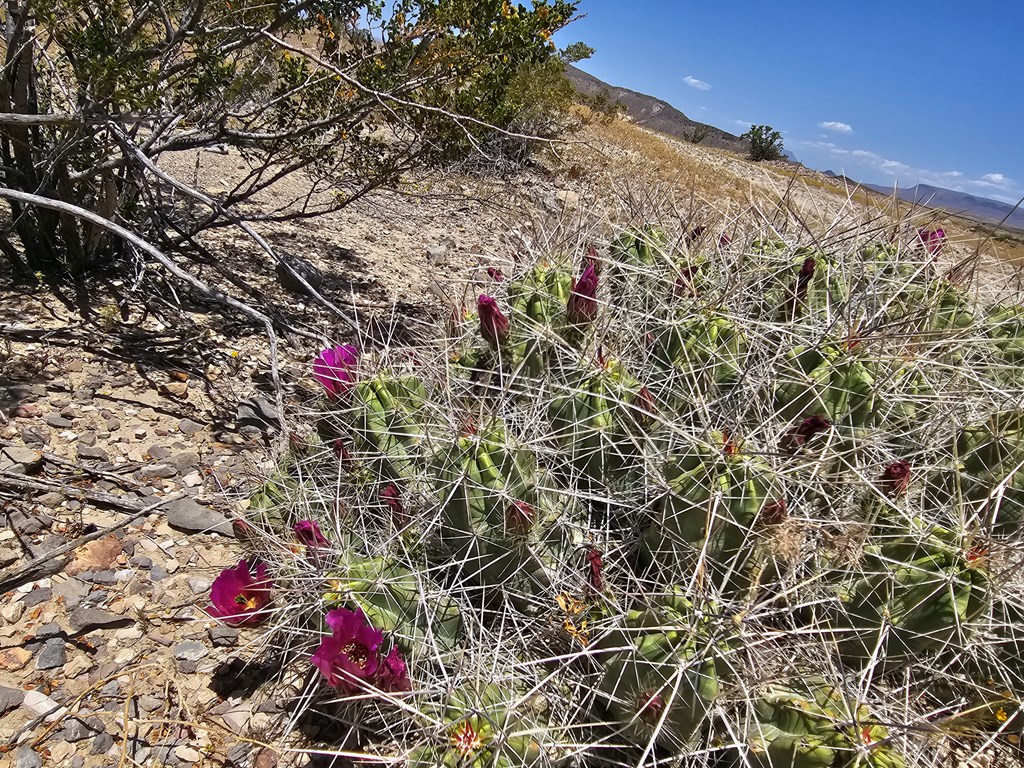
left=1, top=601, right=26, bottom=623
left=35, top=491, right=64, bottom=507
left=178, top=418, right=205, bottom=436
left=63, top=716, right=102, bottom=742
left=159, top=381, right=189, bottom=398
left=76, top=444, right=109, bottom=461
left=169, top=452, right=200, bottom=473
left=14, top=747, right=43, bottom=768
left=22, top=587, right=52, bottom=608
left=0, top=685, right=24, bottom=715
left=0, top=446, right=42, bottom=474
left=208, top=626, right=238, bottom=647
left=12, top=403, right=42, bottom=418
left=63, top=654, right=93, bottom=678
left=555, top=189, right=581, bottom=208
left=181, top=471, right=203, bottom=487
left=68, top=607, right=131, bottom=633
left=147, top=445, right=171, bottom=460
left=175, top=745, right=202, bottom=763
left=218, top=703, right=250, bottom=734
left=173, top=640, right=208, bottom=662
left=67, top=534, right=123, bottom=575
left=35, top=638, right=66, bottom=669
left=136, top=463, right=177, bottom=479
left=34, top=622, right=62, bottom=639
left=22, top=690, right=66, bottom=721
left=188, top=577, right=212, bottom=595
left=166, top=498, right=232, bottom=536
left=236, top=398, right=280, bottom=433
left=52, top=578, right=90, bottom=609
left=138, top=695, right=163, bottom=712
left=77, top=431, right=97, bottom=447
left=425, top=244, right=447, bottom=262
left=90, top=732, right=116, bottom=754
left=129, top=555, right=153, bottom=568
left=19, top=428, right=49, bottom=447
left=0, top=647, right=33, bottom=671
left=45, top=414, right=74, bottom=429
left=275, top=254, right=324, bottom=294
left=150, top=564, right=169, bottom=581
left=226, top=743, right=251, bottom=767
left=148, top=631, right=173, bottom=646
left=90, top=569, right=117, bottom=585
left=254, top=747, right=280, bottom=768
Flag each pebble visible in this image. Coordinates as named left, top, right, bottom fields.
left=89, top=569, right=117, bottom=585
left=63, top=716, right=102, bottom=742
left=138, top=695, right=164, bottom=712
left=150, top=565, right=169, bottom=581
left=129, top=555, right=153, bottom=568
left=35, top=638, right=67, bottom=669
left=147, top=631, right=174, bottom=646
left=77, top=444, right=110, bottom=461
left=14, top=747, right=43, bottom=768
left=166, top=497, right=232, bottom=536
left=34, top=622, right=62, bottom=639
left=209, top=626, right=238, bottom=647
left=0, top=647, right=33, bottom=671
left=173, top=640, right=208, bottom=662
left=182, top=471, right=203, bottom=487
left=1, top=601, right=26, bottom=623
left=175, top=746, right=202, bottom=763
left=45, top=414, right=74, bottom=428
left=91, top=732, right=116, bottom=754
left=68, top=607, right=131, bottom=633
left=188, top=577, right=212, bottom=595
left=22, top=690, right=66, bottom=721
left=113, top=627, right=143, bottom=641
left=0, top=685, right=24, bottom=715
left=178, top=418, right=205, bottom=435
left=22, top=587, right=53, bottom=608
left=165, top=558, right=181, bottom=573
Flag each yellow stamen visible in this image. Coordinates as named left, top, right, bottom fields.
left=450, top=722, right=484, bottom=756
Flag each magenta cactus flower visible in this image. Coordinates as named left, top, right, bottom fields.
left=380, top=483, right=407, bottom=527
left=208, top=560, right=273, bottom=627
left=477, top=295, right=509, bottom=346
left=505, top=500, right=535, bottom=534
left=486, top=266, right=504, bottom=282
left=718, top=233, right=732, bottom=248
left=881, top=460, right=911, bottom=497
left=377, top=646, right=411, bottom=692
left=917, top=228, right=946, bottom=254
left=567, top=264, right=599, bottom=325
left=293, top=520, right=330, bottom=564
left=311, top=607, right=384, bottom=692
left=781, top=414, right=832, bottom=451
left=312, top=344, right=359, bottom=399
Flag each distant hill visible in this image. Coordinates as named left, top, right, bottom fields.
left=565, top=65, right=749, bottom=154
left=859, top=182, right=1024, bottom=230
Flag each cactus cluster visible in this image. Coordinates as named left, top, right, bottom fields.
left=217, top=220, right=1024, bottom=766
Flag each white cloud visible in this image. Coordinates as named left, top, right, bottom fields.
left=980, top=172, right=1009, bottom=186
left=683, top=75, right=711, bottom=91
left=819, top=121, right=853, bottom=134
left=732, top=119, right=754, bottom=128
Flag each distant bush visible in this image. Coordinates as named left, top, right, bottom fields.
left=683, top=124, right=712, bottom=145
left=741, top=124, right=785, bottom=162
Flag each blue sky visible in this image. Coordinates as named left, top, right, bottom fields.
left=555, top=1, right=1024, bottom=204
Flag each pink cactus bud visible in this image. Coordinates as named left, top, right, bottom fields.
left=880, top=460, right=911, bottom=497
left=567, top=264, right=599, bottom=325
left=477, top=295, right=509, bottom=346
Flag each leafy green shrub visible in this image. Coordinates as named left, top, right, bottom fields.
left=742, top=124, right=786, bottom=161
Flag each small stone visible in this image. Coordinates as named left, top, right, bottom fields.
left=0, top=647, right=32, bottom=671
left=90, top=732, right=116, bottom=754
left=63, top=716, right=101, bottom=742
left=226, top=743, right=251, bottom=767
left=175, top=745, right=201, bottom=763
left=67, top=534, right=122, bottom=575
left=0, top=446, right=42, bottom=474
left=139, top=695, right=164, bottom=712
left=181, top=471, right=203, bottom=487
left=78, top=431, right=97, bottom=447
left=90, top=570, right=117, bottom=585
left=147, top=445, right=171, bottom=460
left=68, top=607, right=131, bottom=633
left=159, top=381, right=189, bottom=398
left=188, top=577, right=212, bottom=595
left=35, top=638, right=66, bottom=669
left=106, top=417, right=121, bottom=431
left=133, top=428, right=147, bottom=439
left=1, top=601, right=26, bottom=623
left=45, top=414, right=74, bottom=429
left=12, top=403, right=42, bottom=418
left=77, top=444, right=109, bottom=461
left=22, top=587, right=52, bottom=608
left=14, top=747, right=43, bottom=768
left=169, top=452, right=200, bottom=473
left=150, top=565, right=169, bottom=581
left=173, top=640, right=208, bottom=662
left=166, top=497, right=232, bottom=536
left=19, top=428, right=49, bottom=447
left=178, top=418, right=204, bottom=435
left=34, top=622, right=62, bottom=639
left=113, top=627, right=143, bottom=641
left=22, top=690, right=66, bottom=721
left=136, top=463, right=177, bottom=479
left=164, top=558, right=180, bottom=573
left=129, top=555, right=153, bottom=568
left=52, top=578, right=90, bottom=609
left=147, top=631, right=173, bottom=646
left=64, top=655, right=93, bottom=678
left=0, top=685, right=24, bottom=715
left=209, top=626, right=238, bottom=647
